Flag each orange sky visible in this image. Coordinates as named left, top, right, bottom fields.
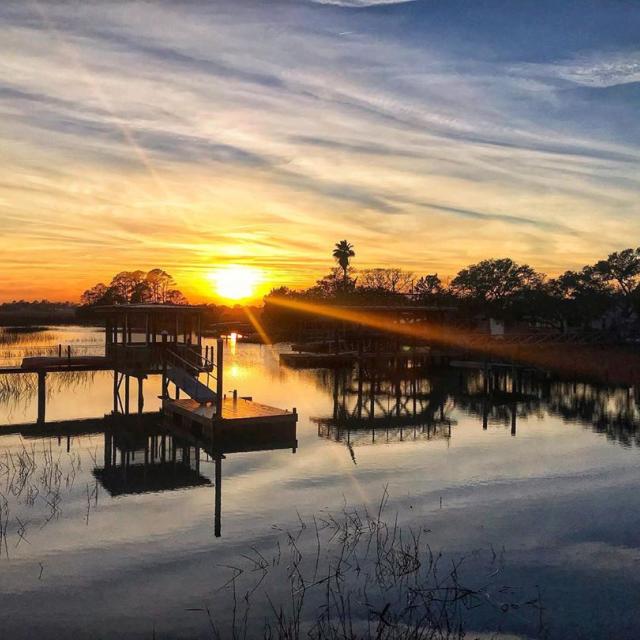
left=2, top=2, right=639, bottom=304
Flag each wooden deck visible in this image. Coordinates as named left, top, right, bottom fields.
left=164, top=397, right=297, bottom=428
left=0, top=356, right=113, bottom=374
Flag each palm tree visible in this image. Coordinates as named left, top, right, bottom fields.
left=332, top=240, right=355, bottom=283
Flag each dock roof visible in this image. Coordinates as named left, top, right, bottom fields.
left=91, top=304, right=208, bottom=315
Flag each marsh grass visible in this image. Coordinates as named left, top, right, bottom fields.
left=0, top=439, right=84, bottom=556
left=0, top=371, right=98, bottom=416
left=0, top=326, right=104, bottom=367
left=203, top=490, right=545, bottom=639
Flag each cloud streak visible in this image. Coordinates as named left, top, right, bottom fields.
left=0, top=0, right=638, bottom=300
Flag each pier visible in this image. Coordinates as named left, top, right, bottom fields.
left=0, top=304, right=297, bottom=430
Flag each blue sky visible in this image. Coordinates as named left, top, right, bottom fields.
left=1, top=0, right=639, bottom=300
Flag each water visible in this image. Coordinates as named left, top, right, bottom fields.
left=1, top=326, right=640, bottom=638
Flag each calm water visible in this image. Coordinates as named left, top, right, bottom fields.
left=1, top=326, right=640, bottom=638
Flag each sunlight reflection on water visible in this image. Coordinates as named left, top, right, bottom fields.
left=1, top=327, right=640, bottom=638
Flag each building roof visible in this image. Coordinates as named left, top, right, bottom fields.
left=91, top=304, right=207, bottom=315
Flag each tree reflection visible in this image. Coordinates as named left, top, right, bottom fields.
left=314, top=362, right=640, bottom=448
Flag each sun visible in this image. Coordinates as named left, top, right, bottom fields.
left=209, top=265, right=263, bottom=301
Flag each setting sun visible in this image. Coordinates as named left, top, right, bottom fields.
left=209, top=265, right=263, bottom=301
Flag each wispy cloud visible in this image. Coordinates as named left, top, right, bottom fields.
left=0, top=0, right=638, bottom=300
left=310, top=0, right=416, bottom=6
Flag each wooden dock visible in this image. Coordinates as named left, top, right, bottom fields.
left=164, top=397, right=297, bottom=429
left=0, top=355, right=113, bottom=374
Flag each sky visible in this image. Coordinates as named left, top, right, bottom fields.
left=1, top=0, right=639, bottom=302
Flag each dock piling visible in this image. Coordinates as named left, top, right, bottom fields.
left=37, top=371, right=47, bottom=424
left=215, top=338, right=224, bottom=418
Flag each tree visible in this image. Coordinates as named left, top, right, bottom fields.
left=165, top=289, right=188, bottom=305
left=548, top=266, right=613, bottom=328
left=306, top=268, right=356, bottom=299
left=414, top=274, right=442, bottom=301
left=359, top=269, right=414, bottom=294
left=145, top=268, right=176, bottom=303
left=80, top=283, right=109, bottom=306
left=595, top=248, right=640, bottom=296
left=80, top=268, right=187, bottom=307
left=450, top=258, right=543, bottom=303
left=332, top=240, right=355, bottom=284
left=109, top=270, right=147, bottom=303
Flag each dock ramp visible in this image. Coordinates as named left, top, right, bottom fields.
left=166, top=365, right=217, bottom=404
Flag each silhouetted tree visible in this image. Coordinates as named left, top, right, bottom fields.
left=307, top=268, right=356, bottom=299
left=332, top=240, right=355, bottom=284
left=595, top=248, right=640, bottom=297
left=146, top=268, right=176, bottom=303
left=451, top=258, right=543, bottom=303
left=414, top=274, right=442, bottom=301
left=80, top=283, right=110, bottom=306
left=109, top=270, right=147, bottom=303
left=80, top=269, right=187, bottom=307
left=548, top=266, right=613, bottom=328
left=359, top=268, right=413, bottom=294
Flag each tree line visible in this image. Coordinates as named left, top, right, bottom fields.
left=265, top=242, right=640, bottom=334
left=81, top=269, right=187, bottom=306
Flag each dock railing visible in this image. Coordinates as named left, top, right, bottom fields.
left=0, top=342, right=106, bottom=369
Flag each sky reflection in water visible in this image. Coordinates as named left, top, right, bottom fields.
left=1, top=328, right=640, bottom=638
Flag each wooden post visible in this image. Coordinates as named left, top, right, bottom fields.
left=215, top=338, right=224, bottom=418
left=37, top=371, right=46, bottom=424
left=138, top=377, right=144, bottom=414
left=197, top=313, right=202, bottom=346
left=124, top=374, right=130, bottom=415
left=113, top=370, right=118, bottom=413
left=162, top=351, right=168, bottom=400
left=214, top=455, right=222, bottom=537
left=482, top=362, right=489, bottom=431
left=357, top=341, right=363, bottom=419
left=104, top=432, right=112, bottom=468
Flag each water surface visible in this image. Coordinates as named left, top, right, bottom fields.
left=1, top=326, right=639, bottom=639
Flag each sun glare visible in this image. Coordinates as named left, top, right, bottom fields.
left=209, top=265, right=262, bottom=301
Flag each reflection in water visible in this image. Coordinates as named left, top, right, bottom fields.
left=3, top=410, right=299, bottom=539
left=314, top=361, right=640, bottom=450
left=95, top=429, right=211, bottom=496
left=3, top=327, right=640, bottom=638
left=0, top=370, right=97, bottom=415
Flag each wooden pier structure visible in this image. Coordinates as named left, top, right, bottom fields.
left=0, top=304, right=297, bottom=430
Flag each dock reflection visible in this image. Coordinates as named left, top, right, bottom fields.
left=95, top=413, right=297, bottom=537
left=2, top=411, right=297, bottom=538
left=313, top=361, right=640, bottom=449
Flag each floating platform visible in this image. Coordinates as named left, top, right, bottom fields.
left=163, top=397, right=297, bottom=429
